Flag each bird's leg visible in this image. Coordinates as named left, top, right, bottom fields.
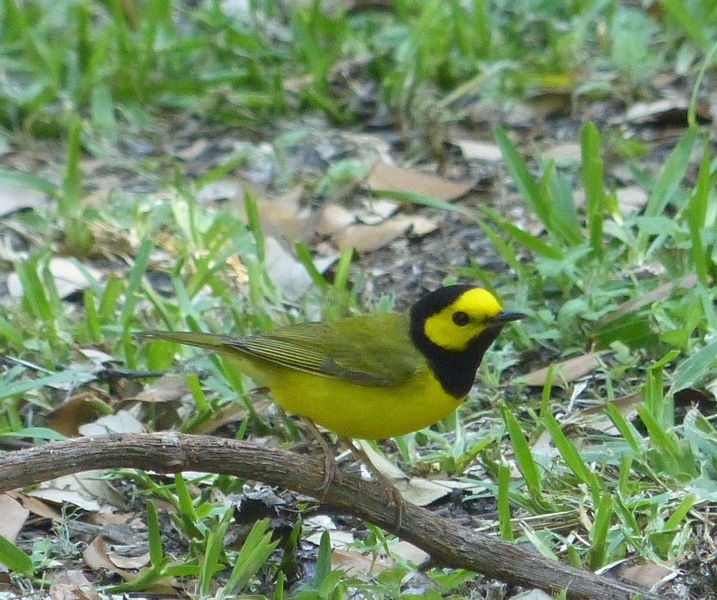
left=338, top=437, right=404, bottom=530
left=302, top=418, right=341, bottom=496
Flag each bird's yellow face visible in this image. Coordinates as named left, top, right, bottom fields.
left=423, top=287, right=504, bottom=351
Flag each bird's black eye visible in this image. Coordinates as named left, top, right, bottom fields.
left=452, top=311, right=469, bottom=326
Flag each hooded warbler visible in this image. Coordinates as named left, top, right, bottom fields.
left=139, top=285, right=525, bottom=440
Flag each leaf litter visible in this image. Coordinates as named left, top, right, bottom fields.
left=0, top=32, right=713, bottom=600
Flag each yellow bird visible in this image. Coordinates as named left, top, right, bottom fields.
left=138, top=285, right=524, bottom=440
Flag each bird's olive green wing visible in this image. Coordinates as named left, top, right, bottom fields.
left=226, top=312, right=422, bottom=387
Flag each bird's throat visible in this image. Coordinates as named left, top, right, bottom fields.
left=411, top=323, right=502, bottom=399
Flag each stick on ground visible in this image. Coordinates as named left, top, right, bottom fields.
left=0, top=433, right=662, bottom=600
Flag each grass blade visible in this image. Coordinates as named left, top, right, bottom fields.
left=580, top=122, right=605, bottom=259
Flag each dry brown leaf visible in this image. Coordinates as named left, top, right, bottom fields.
left=49, top=570, right=101, bottom=600
left=454, top=140, right=503, bottom=162
left=107, top=551, right=151, bottom=570
left=357, top=442, right=451, bottom=506
left=79, top=410, right=146, bottom=436
left=31, top=471, right=125, bottom=511
left=78, top=348, right=115, bottom=366
left=190, top=400, right=257, bottom=435
left=8, top=491, right=61, bottom=520
left=264, top=236, right=336, bottom=302
left=335, top=215, right=437, bottom=252
left=259, top=187, right=316, bottom=242
left=306, top=529, right=354, bottom=548
left=620, top=563, right=675, bottom=588
left=83, top=536, right=119, bottom=571
left=366, top=162, right=475, bottom=201
left=83, top=536, right=176, bottom=593
left=563, top=393, right=642, bottom=435
left=0, top=494, right=29, bottom=543
left=44, top=392, right=113, bottom=437
left=519, top=351, right=611, bottom=388
left=599, top=273, right=698, bottom=326
left=89, top=512, right=142, bottom=527
left=391, top=541, right=429, bottom=565
left=134, top=374, right=189, bottom=404
left=335, top=222, right=401, bottom=252
left=316, top=204, right=356, bottom=236
left=30, top=488, right=101, bottom=512
left=331, top=548, right=392, bottom=578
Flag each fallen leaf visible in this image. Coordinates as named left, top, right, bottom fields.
left=304, top=514, right=337, bottom=532
left=0, top=494, right=29, bottom=543
left=190, top=400, right=255, bottom=435
left=263, top=236, right=337, bottom=302
left=398, top=478, right=455, bottom=507
left=134, top=374, right=189, bottom=403
left=335, top=215, right=437, bottom=252
left=89, top=512, right=142, bottom=527
left=258, top=187, right=315, bottom=242
left=31, top=471, right=125, bottom=511
left=390, top=541, right=429, bottom=565
left=78, top=410, right=146, bottom=436
left=78, top=348, right=115, bottom=366
left=518, top=351, right=611, bottom=388
left=306, top=529, right=354, bottom=547
left=83, top=536, right=119, bottom=572
left=599, top=273, right=697, bottom=326
left=107, top=551, right=150, bottom=570
left=79, top=410, right=147, bottom=437
left=331, top=547, right=392, bottom=578
left=563, top=393, right=642, bottom=435
left=454, top=140, right=503, bottom=162
left=83, top=536, right=176, bottom=593
left=356, top=442, right=452, bottom=506
left=30, top=488, right=101, bottom=512
left=316, top=204, right=356, bottom=236
left=8, top=491, right=61, bottom=520
left=44, top=392, right=113, bottom=437
left=49, top=570, right=101, bottom=600
left=620, top=562, right=675, bottom=588
left=366, top=162, right=476, bottom=201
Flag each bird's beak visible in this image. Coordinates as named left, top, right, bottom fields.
left=489, top=310, right=527, bottom=326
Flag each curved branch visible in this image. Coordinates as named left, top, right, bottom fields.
left=0, top=434, right=660, bottom=600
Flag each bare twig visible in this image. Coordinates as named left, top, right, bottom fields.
left=0, top=433, right=662, bottom=600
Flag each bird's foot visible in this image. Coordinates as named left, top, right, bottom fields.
left=339, top=437, right=404, bottom=530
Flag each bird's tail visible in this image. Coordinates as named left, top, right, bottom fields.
left=137, top=330, right=231, bottom=350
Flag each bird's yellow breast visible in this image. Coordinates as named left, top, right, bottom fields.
left=222, top=353, right=461, bottom=440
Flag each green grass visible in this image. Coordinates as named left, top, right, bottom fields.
left=1, top=0, right=716, bottom=597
